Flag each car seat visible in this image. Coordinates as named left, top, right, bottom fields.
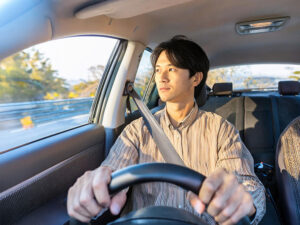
left=276, top=116, right=300, bottom=225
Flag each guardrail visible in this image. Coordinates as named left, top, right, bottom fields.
left=0, top=98, right=93, bottom=130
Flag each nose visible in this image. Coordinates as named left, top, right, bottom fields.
left=156, top=69, right=169, bottom=83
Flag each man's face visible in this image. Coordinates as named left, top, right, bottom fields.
left=155, top=51, right=196, bottom=103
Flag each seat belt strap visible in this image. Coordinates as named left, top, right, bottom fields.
left=126, top=95, right=132, bottom=114
left=271, top=96, right=280, bottom=147
left=125, top=82, right=185, bottom=166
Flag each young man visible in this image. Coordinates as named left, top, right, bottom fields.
left=67, top=36, right=266, bottom=225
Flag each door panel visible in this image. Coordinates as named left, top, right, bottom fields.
left=16, top=194, right=69, bottom=225
left=0, top=124, right=106, bottom=225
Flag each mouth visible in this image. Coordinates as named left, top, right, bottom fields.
left=159, top=87, right=170, bottom=91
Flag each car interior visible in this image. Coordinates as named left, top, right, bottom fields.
left=0, top=0, right=300, bottom=225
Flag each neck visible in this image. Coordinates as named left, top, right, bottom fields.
left=166, top=99, right=195, bottom=127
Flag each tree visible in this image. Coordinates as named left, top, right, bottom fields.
left=207, top=68, right=226, bottom=88
left=134, top=69, right=153, bottom=98
left=68, top=65, right=105, bottom=98
left=88, top=65, right=105, bottom=81
left=0, top=50, right=68, bottom=103
left=289, top=71, right=300, bottom=81
left=243, top=76, right=258, bottom=89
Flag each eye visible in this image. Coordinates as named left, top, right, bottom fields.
left=155, top=68, right=160, bottom=73
left=169, top=68, right=176, bottom=72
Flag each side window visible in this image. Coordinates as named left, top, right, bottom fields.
left=129, top=50, right=154, bottom=112
left=0, top=36, right=118, bottom=152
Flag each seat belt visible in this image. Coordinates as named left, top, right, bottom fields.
left=270, top=95, right=280, bottom=146
left=126, top=95, right=132, bottom=114
left=124, top=82, right=185, bottom=166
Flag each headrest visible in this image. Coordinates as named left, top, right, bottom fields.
left=212, top=82, right=233, bottom=96
left=196, top=85, right=208, bottom=107
left=278, top=81, right=300, bottom=95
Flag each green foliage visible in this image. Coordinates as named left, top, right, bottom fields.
left=207, top=68, right=227, bottom=87
left=71, top=80, right=99, bottom=98
left=289, top=71, right=300, bottom=81
left=0, top=50, right=68, bottom=103
left=68, top=65, right=105, bottom=98
left=129, top=67, right=154, bottom=112
left=207, top=66, right=279, bottom=90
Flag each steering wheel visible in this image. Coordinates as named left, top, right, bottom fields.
left=70, top=163, right=250, bottom=225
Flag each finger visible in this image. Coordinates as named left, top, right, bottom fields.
left=79, top=183, right=103, bottom=217
left=73, top=183, right=95, bottom=218
left=68, top=186, right=93, bottom=221
left=67, top=187, right=74, bottom=216
left=214, top=185, right=243, bottom=223
left=222, top=193, right=253, bottom=225
left=199, top=168, right=226, bottom=204
left=207, top=173, right=238, bottom=217
left=92, top=167, right=112, bottom=208
left=188, top=191, right=206, bottom=214
left=110, top=190, right=127, bottom=215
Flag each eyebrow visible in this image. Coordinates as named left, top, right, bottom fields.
left=155, top=64, right=173, bottom=67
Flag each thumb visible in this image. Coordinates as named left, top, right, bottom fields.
left=110, top=190, right=127, bottom=215
left=188, top=191, right=206, bottom=214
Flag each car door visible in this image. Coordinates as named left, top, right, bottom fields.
left=0, top=36, right=129, bottom=225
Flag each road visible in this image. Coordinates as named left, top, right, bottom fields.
left=0, top=114, right=89, bottom=152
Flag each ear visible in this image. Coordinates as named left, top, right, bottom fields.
left=192, top=72, right=203, bottom=87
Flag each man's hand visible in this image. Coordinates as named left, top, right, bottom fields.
left=189, top=168, right=256, bottom=225
left=67, top=166, right=127, bottom=223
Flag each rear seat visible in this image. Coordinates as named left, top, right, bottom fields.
left=200, top=81, right=300, bottom=166
left=199, top=82, right=300, bottom=224
left=244, top=96, right=275, bottom=165
left=200, top=83, right=244, bottom=138
left=200, top=84, right=275, bottom=165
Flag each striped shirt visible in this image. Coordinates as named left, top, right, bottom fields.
left=101, top=103, right=266, bottom=224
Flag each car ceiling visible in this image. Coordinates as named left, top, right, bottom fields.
left=1, top=0, right=300, bottom=68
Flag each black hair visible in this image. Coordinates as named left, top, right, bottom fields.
left=151, top=35, right=209, bottom=98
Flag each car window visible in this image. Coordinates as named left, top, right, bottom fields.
left=0, top=36, right=118, bottom=152
left=207, top=64, right=300, bottom=91
left=128, top=49, right=154, bottom=112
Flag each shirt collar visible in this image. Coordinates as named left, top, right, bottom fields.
left=163, top=101, right=199, bottom=129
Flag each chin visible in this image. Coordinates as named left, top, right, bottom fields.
left=159, top=94, right=179, bottom=103
left=159, top=97, right=168, bottom=103
left=158, top=94, right=167, bottom=102
left=159, top=95, right=174, bottom=102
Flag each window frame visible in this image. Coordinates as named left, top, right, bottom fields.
left=0, top=35, right=123, bottom=152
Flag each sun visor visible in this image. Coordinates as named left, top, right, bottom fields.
left=0, top=5, right=52, bottom=60
left=75, top=0, right=192, bottom=19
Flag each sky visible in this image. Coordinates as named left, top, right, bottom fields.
left=27, top=36, right=118, bottom=82
left=248, top=64, right=300, bottom=78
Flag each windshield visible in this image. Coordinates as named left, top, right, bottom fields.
left=207, top=64, right=300, bottom=91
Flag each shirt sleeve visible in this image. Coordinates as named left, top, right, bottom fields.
left=101, top=120, right=140, bottom=171
left=216, top=119, right=266, bottom=225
